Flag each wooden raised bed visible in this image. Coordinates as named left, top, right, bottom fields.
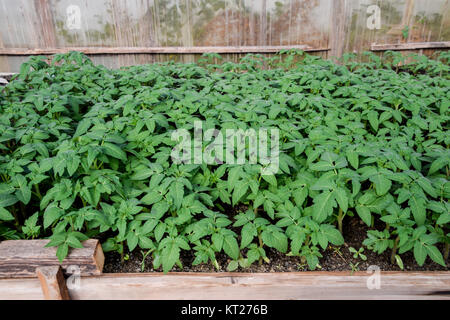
left=0, top=240, right=449, bottom=300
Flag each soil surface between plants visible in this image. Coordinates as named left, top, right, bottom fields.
left=103, top=217, right=449, bottom=273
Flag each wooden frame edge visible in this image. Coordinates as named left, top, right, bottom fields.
left=371, top=41, right=450, bottom=51
left=0, top=46, right=330, bottom=56
left=1, top=271, right=449, bottom=300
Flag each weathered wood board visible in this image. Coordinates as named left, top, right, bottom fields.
left=0, top=272, right=448, bottom=300
left=36, top=266, right=70, bottom=300
left=0, top=45, right=329, bottom=55
left=0, top=239, right=104, bottom=278
left=371, top=41, right=450, bottom=51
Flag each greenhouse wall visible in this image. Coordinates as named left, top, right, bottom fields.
left=0, top=0, right=449, bottom=71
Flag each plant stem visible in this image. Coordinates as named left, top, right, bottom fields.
left=258, top=232, right=263, bottom=265
left=337, top=208, right=343, bottom=235
left=390, top=236, right=399, bottom=264
left=444, top=243, right=449, bottom=261
left=11, top=206, right=20, bottom=227
left=34, top=184, right=42, bottom=200
left=19, top=202, right=27, bottom=220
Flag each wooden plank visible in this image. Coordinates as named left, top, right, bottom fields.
left=0, top=239, right=104, bottom=278
left=329, top=0, right=347, bottom=59
left=0, top=72, right=16, bottom=81
left=0, top=272, right=448, bottom=300
left=36, top=266, right=70, bottom=300
left=0, top=46, right=330, bottom=56
left=371, top=41, right=450, bottom=51
left=0, top=24, right=10, bottom=72
left=33, top=0, right=57, bottom=48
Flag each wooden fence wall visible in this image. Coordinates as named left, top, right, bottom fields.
left=0, top=0, right=449, bottom=72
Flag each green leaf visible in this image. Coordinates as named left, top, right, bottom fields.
left=413, top=241, right=427, bottom=266
left=15, top=175, right=31, bottom=205
left=141, top=191, right=163, bottom=205
left=312, top=191, right=335, bottom=223
left=43, top=206, right=62, bottom=229
left=425, top=245, right=446, bottom=267
left=0, top=193, right=18, bottom=207
left=334, top=188, right=348, bottom=212
left=395, top=255, right=404, bottom=270
left=212, top=233, right=224, bottom=251
left=306, top=254, right=319, bottom=270
left=369, top=174, right=391, bottom=196
left=130, top=168, right=154, bottom=180
left=139, top=236, right=154, bottom=249
left=161, top=241, right=180, bottom=273
left=321, top=225, right=344, bottom=245
left=240, top=223, right=256, bottom=249
left=232, top=183, right=248, bottom=206
left=66, top=234, right=84, bottom=249
left=227, top=260, right=239, bottom=271
left=409, top=196, right=426, bottom=226
left=172, top=181, right=184, bottom=209
left=416, top=177, right=437, bottom=198
left=368, top=110, right=379, bottom=131
left=155, top=223, right=166, bottom=242
left=127, top=232, right=139, bottom=251
left=103, top=142, right=127, bottom=161
left=261, top=174, right=277, bottom=187
left=346, top=150, right=359, bottom=169
left=428, top=158, right=447, bottom=175
left=56, top=243, right=69, bottom=262
left=223, top=235, right=239, bottom=260
left=0, top=207, right=14, bottom=221
left=310, top=161, right=334, bottom=171
left=73, top=119, right=91, bottom=137
left=356, top=206, right=372, bottom=226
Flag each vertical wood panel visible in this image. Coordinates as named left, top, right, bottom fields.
left=330, top=0, right=347, bottom=59
left=0, top=0, right=448, bottom=72
left=34, top=0, right=57, bottom=48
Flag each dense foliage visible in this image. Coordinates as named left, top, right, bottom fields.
left=0, top=50, right=449, bottom=272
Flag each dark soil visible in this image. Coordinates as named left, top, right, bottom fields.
left=103, top=217, right=449, bottom=273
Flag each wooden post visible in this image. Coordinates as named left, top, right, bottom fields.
left=36, top=266, right=70, bottom=300
left=34, top=0, right=57, bottom=48
left=0, top=30, right=10, bottom=72
left=329, top=0, right=347, bottom=60
left=401, top=0, right=415, bottom=31
left=0, top=239, right=104, bottom=278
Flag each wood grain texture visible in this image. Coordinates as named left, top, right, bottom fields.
left=0, top=272, right=448, bottom=300
left=371, top=41, right=450, bottom=51
left=0, top=46, right=330, bottom=56
left=0, top=239, right=104, bottom=278
left=329, top=0, right=347, bottom=59
left=36, top=266, right=70, bottom=300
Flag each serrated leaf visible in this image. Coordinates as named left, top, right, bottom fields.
left=425, top=245, right=446, bottom=267
left=356, top=205, right=372, bottom=226
left=223, top=235, right=239, bottom=260
left=0, top=207, right=14, bottom=221
left=312, top=191, right=335, bottom=223
left=369, top=174, right=391, bottom=196
left=334, top=188, right=348, bottom=212
left=103, top=142, right=127, bottom=161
